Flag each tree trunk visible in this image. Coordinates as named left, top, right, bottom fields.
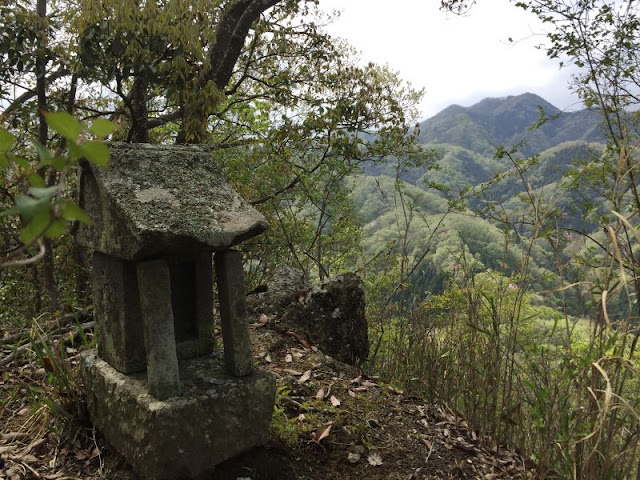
left=129, top=76, right=149, bottom=143
left=36, top=0, right=60, bottom=312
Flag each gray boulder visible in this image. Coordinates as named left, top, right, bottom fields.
left=279, top=273, right=368, bottom=365
left=266, top=266, right=310, bottom=308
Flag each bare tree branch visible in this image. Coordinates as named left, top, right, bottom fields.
left=0, top=68, right=68, bottom=122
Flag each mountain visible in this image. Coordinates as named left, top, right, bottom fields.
left=352, top=93, right=608, bottom=301
left=417, top=92, right=604, bottom=155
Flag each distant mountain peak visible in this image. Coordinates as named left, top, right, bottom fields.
left=469, top=93, right=560, bottom=117
left=418, top=93, right=600, bottom=155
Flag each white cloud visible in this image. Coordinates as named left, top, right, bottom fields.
left=319, top=0, right=580, bottom=119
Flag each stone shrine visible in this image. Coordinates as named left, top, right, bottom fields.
left=76, top=143, right=275, bottom=480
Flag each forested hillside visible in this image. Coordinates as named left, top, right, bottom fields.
left=354, top=93, right=607, bottom=308
left=417, top=92, right=604, bottom=154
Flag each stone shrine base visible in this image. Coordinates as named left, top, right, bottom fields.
left=81, top=350, right=276, bottom=480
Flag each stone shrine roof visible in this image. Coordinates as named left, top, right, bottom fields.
left=77, top=143, right=268, bottom=260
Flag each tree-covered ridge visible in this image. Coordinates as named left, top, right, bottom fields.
left=418, top=92, right=604, bottom=155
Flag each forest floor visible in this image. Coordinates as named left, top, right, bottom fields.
left=0, top=312, right=537, bottom=480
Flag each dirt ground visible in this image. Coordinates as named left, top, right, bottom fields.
left=1, top=313, right=537, bottom=480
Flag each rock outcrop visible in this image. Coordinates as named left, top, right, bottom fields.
left=249, top=268, right=369, bottom=365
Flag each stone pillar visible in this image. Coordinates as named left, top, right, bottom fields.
left=92, top=252, right=146, bottom=374
left=214, top=250, right=253, bottom=377
left=137, top=259, right=181, bottom=399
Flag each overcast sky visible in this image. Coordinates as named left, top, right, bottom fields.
left=318, top=0, right=582, bottom=120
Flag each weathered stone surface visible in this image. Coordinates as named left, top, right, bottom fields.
left=76, top=143, right=269, bottom=260
left=215, top=250, right=253, bottom=376
left=137, top=259, right=181, bottom=399
left=92, top=252, right=146, bottom=374
left=91, top=252, right=215, bottom=375
left=279, top=273, right=369, bottom=365
left=267, top=266, right=310, bottom=308
left=82, top=350, right=275, bottom=480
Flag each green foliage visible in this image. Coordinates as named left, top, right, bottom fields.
left=362, top=7, right=640, bottom=473
left=270, top=386, right=302, bottom=448
left=0, top=115, right=115, bottom=266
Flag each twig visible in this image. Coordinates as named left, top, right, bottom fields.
left=0, top=321, right=94, bottom=368
left=1, top=240, right=46, bottom=268
left=0, top=343, right=32, bottom=368
left=0, top=310, right=92, bottom=346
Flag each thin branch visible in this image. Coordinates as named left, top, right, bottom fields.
left=1, top=240, right=46, bottom=269
left=0, top=68, right=68, bottom=122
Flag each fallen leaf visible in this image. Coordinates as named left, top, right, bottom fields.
left=330, top=395, right=341, bottom=407
left=285, top=354, right=293, bottom=363
left=26, top=437, right=47, bottom=453
left=287, top=331, right=312, bottom=350
left=75, top=449, right=91, bottom=460
left=9, top=453, right=38, bottom=463
left=387, top=385, right=404, bottom=395
left=314, top=422, right=333, bottom=443
left=264, top=354, right=272, bottom=363
left=315, top=388, right=325, bottom=399
left=367, top=452, right=383, bottom=466
left=291, top=349, right=305, bottom=358
left=298, top=370, right=312, bottom=384
left=348, top=390, right=356, bottom=397
left=250, top=314, right=269, bottom=328
left=283, top=369, right=303, bottom=376
left=420, top=438, right=433, bottom=449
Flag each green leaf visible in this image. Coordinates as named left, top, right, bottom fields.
left=58, top=200, right=91, bottom=224
left=33, top=141, right=52, bottom=163
left=0, top=153, right=8, bottom=169
left=14, top=195, right=47, bottom=220
left=0, top=129, right=15, bottom=152
left=14, top=156, right=30, bottom=170
left=51, top=156, right=67, bottom=171
left=44, top=112, right=82, bottom=141
left=30, top=185, right=59, bottom=200
left=20, top=210, right=51, bottom=244
left=44, top=218, right=66, bottom=238
left=28, top=174, right=46, bottom=188
left=79, top=141, right=110, bottom=167
left=68, top=142, right=83, bottom=159
left=89, top=119, right=118, bottom=138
